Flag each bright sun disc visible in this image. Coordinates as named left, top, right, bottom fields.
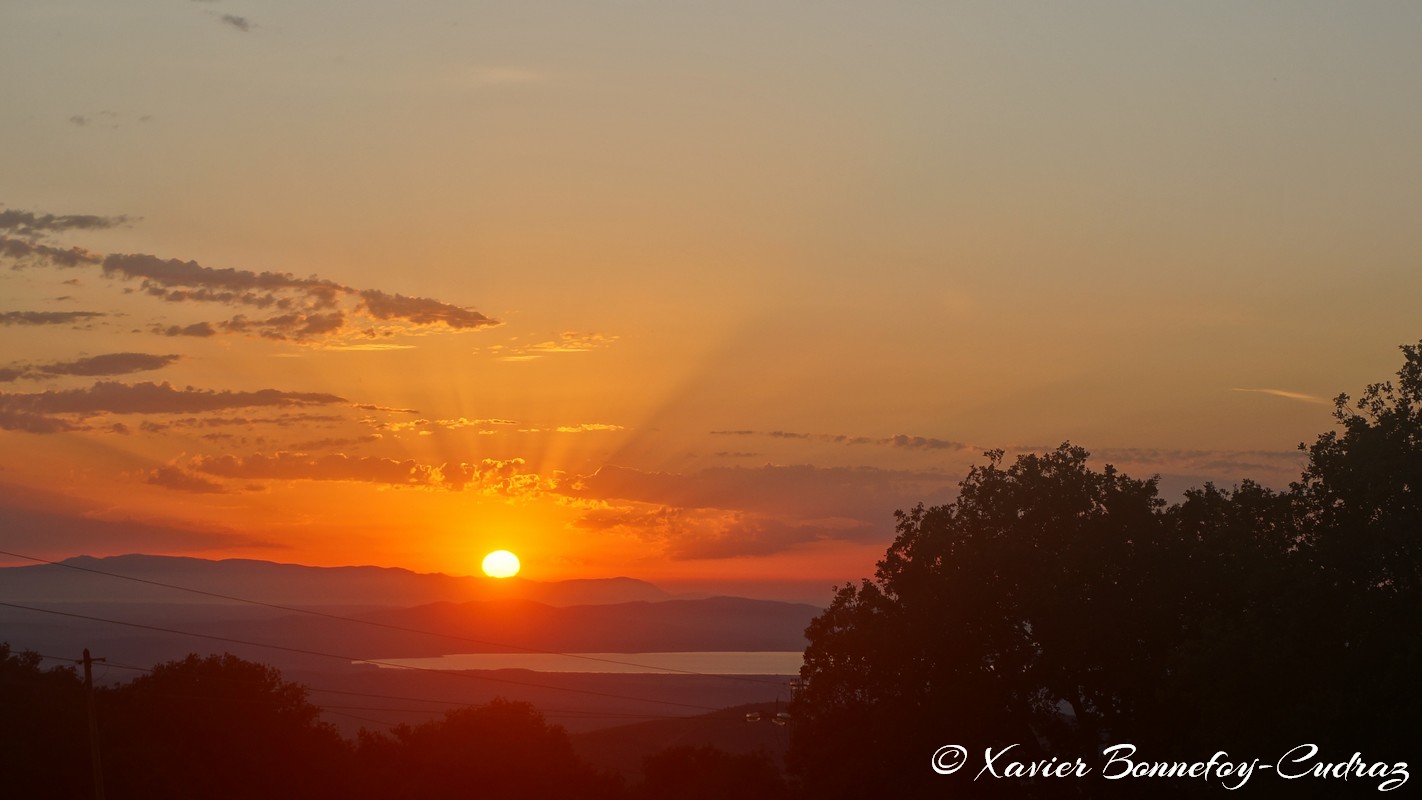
left=481, top=550, right=521, bottom=578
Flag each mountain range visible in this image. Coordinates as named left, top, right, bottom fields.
left=0, top=554, right=821, bottom=671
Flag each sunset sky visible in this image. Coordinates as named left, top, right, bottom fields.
left=3, top=2, right=1420, bottom=599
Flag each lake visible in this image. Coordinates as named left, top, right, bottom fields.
left=370, top=651, right=805, bottom=675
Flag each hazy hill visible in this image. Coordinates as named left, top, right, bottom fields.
left=0, top=554, right=669, bottom=607
left=0, top=554, right=820, bottom=672
left=244, top=596, right=822, bottom=657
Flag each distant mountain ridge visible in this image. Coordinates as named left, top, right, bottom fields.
left=0, top=553, right=670, bottom=608
left=0, top=554, right=820, bottom=670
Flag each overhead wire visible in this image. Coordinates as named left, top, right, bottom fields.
left=0, top=548, right=795, bottom=687
left=21, top=651, right=715, bottom=727
left=1, top=600, right=724, bottom=712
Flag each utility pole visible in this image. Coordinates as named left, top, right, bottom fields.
left=82, top=648, right=106, bottom=800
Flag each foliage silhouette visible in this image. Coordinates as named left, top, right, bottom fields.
left=789, top=341, right=1422, bottom=799
left=635, top=744, right=786, bottom=800
left=0, top=643, right=90, bottom=797
left=98, top=653, right=349, bottom=800
left=352, top=698, right=623, bottom=800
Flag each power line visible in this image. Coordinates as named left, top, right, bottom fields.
left=35, top=654, right=150, bottom=674
left=0, top=601, right=723, bottom=712
left=33, top=654, right=697, bottom=721
left=0, top=549, right=794, bottom=687
left=16, top=648, right=738, bottom=733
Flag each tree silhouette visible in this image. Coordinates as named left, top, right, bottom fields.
left=99, top=652, right=349, bottom=800
left=352, top=698, right=622, bottom=800
left=789, top=341, right=1422, bottom=799
left=791, top=444, right=1175, bottom=798
left=635, top=744, right=786, bottom=800
left=0, top=643, right=90, bottom=797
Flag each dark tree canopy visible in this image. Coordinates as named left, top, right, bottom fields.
left=790, top=341, right=1422, bottom=799
left=352, top=698, right=623, bottom=800
left=635, top=744, right=786, bottom=800
left=0, top=643, right=90, bottom=797
left=98, top=653, right=348, bottom=800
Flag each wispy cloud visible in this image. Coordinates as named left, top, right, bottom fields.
left=487, top=331, right=617, bottom=361
left=1231, top=387, right=1328, bottom=405
left=358, top=289, right=494, bottom=330
left=137, top=412, right=348, bottom=434
left=2, top=208, right=502, bottom=345
left=219, top=14, right=251, bottom=32
left=288, top=433, right=383, bottom=451
left=571, top=505, right=851, bottom=560
left=168, top=453, right=552, bottom=495
left=0, top=353, right=180, bottom=383
left=146, top=465, right=227, bottom=493
left=153, top=321, right=218, bottom=337
left=0, top=209, right=131, bottom=237
left=710, top=429, right=967, bottom=450
left=0, top=310, right=105, bottom=327
left=0, top=381, right=347, bottom=433
left=1, top=237, right=102, bottom=268
left=564, top=463, right=953, bottom=526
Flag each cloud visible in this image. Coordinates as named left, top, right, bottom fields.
left=184, top=453, right=551, bottom=495
left=2, top=211, right=502, bottom=345
left=516, top=422, right=625, bottom=434
left=710, top=429, right=967, bottom=450
left=358, top=290, right=496, bottom=330
left=64, top=111, right=124, bottom=130
left=0, top=310, right=105, bottom=326
left=0, top=353, right=180, bottom=382
left=221, top=310, right=347, bottom=340
left=0, top=209, right=131, bottom=237
left=564, top=463, right=954, bottom=522
left=1231, top=387, right=1328, bottom=405
left=571, top=505, right=857, bottom=560
left=377, top=417, right=621, bottom=435
left=1085, top=446, right=1307, bottom=482
left=354, top=403, right=421, bottom=414
left=0, top=381, right=346, bottom=432
left=102, top=253, right=344, bottom=303
left=96, top=252, right=494, bottom=341
left=328, top=343, right=416, bottom=351
left=287, top=433, right=383, bottom=451
left=381, top=417, right=518, bottom=433
left=488, top=331, right=617, bottom=361
left=219, top=14, right=251, bottom=32
left=154, top=321, right=218, bottom=337
left=883, top=434, right=966, bottom=450
left=146, top=465, right=227, bottom=493
left=1, top=237, right=103, bottom=268
left=560, top=463, right=959, bottom=559
left=136, top=412, right=348, bottom=433
left=528, top=331, right=617, bottom=353
left=0, top=408, right=86, bottom=434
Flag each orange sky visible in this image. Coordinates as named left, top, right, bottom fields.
left=3, top=2, right=1420, bottom=599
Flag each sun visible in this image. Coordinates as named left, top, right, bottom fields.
left=481, top=549, right=521, bottom=579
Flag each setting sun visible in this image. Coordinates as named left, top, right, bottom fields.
left=481, top=550, right=521, bottom=579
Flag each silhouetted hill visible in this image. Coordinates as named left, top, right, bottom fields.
left=0, top=555, right=818, bottom=671
left=0, top=554, right=669, bottom=607
left=294, top=596, right=821, bottom=656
